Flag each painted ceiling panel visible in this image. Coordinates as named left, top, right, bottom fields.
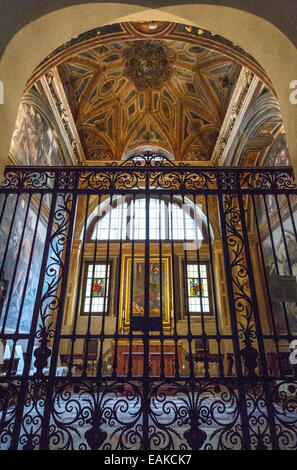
left=59, top=35, right=241, bottom=161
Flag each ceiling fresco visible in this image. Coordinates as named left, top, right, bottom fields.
left=58, top=37, right=241, bottom=161
left=9, top=21, right=288, bottom=166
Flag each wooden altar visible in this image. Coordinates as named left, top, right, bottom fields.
left=115, top=340, right=183, bottom=377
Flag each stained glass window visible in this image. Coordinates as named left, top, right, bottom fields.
left=83, top=263, right=110, bottom=314
left=92, top=278, right=105, bottom=297
left=189, top=278, right=204, bottom=297
left=186, top=264, right=210, bottom=314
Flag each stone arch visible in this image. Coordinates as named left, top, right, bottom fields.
left=0, top=3, right=296, bottom=174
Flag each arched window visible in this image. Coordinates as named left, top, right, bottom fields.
left=87, top=197, right=205, bottom=241
left=122, top=145, right=174, bottom=161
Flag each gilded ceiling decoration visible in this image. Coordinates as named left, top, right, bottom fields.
left=33, top=21, right=267, bottom=83
left=19, top=21, right=282, bottom=165
left=129, top=21, right=173, bottom=35
left=58, top=36, right=241, bottom=161
left=123, top=40, right=176, bottom=90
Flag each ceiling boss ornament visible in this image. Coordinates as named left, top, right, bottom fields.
left=123, top=40, right=176, bottom=90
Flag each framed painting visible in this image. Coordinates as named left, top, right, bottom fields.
left=120, top=255, right=172, bottom=330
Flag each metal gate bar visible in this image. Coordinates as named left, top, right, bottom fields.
left=0, top=155, right=296, bottom=450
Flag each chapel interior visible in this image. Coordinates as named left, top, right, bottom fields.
left=0, top=20, right=296, bottom=450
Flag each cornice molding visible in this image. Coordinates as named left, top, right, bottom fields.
left=211, top=68, right=259, bottom=166
left=40, top=68, right=85, bottom=165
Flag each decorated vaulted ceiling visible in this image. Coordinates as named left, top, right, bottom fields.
left=59, top=38, right=241, bottom=161
left=10, top=21, right=288, bottom=166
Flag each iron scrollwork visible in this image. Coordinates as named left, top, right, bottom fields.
left=221, top=193, right=258, bottom=376
left=47, top=380, right=143, bottom=450
left=148, top=380, right=242, bottom=450
left=2, top=170, right=56, bottom=190
left=18, top=192, right=74, bottom=449
left=0, top=157, right=297, bottom=450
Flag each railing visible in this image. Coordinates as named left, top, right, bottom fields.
left=0, top=155, right=296, bottom=450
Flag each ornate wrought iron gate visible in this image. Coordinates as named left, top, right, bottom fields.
left=0, top=155, right=297, bottom=450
